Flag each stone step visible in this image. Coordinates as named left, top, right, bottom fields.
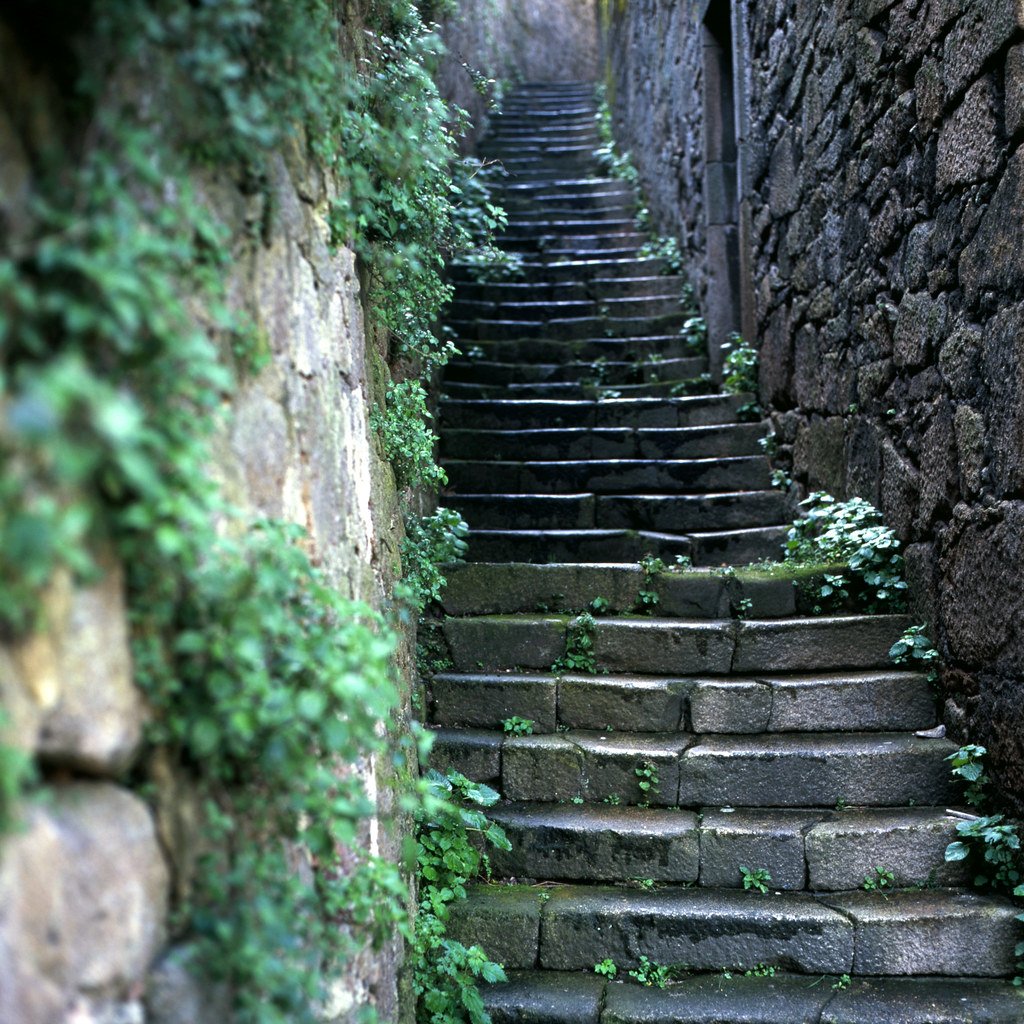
left=443, top=355, right=704, bottom=389
left=460, top=528, right=693, bottom=563
left=449, top=336, right=699, bottom=363
left=428, top=727, right=956, bottom=807
left=482, top=132, right=601, bottom=147
left=438, top=396, right=748, bottom=431
left=443, top=456, right=771, bottom=495
left=501, top=218, right=639, bottom=237
left=448, top=312, right=684, bottom=341
left=450, top=256, right=667, bottom=284
left=439, top=424, right=763, bottom=461
left=481, top=803, right=966, bottom=889
left=445, top=489, right=788, bottom=533
left=499, top=190, right=635, bottom=211
left=450, top=294, right=683, bottom=320
left=448, top=884, right=1020, bottom=977
left=493, top=176, right=625, bottom=195
left=441, top=379, right=705, bottom=400
left=429, top=668, right=936, bottom=735
left=440, top=561, right=799, bottom=617
left=438, top=614, right=912, bottom=674
left=689, top=524, right=789, bottom=566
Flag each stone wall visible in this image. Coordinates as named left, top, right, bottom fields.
left=0, top=13, right=404, bottom=1024
left=439, top=0, right=599, bottom=149
left=600, top=0, right=1024, bottom=812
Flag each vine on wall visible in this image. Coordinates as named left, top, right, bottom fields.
left=0, top=0, right=505, bottom=1019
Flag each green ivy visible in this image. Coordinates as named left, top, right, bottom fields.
left=414, top=769, right=510, bottom=1024
left=372, top=380, right=448, bottom=490
left=402, top=507, right=470, bottom=613
left=721, top=333, right=758, bottom=395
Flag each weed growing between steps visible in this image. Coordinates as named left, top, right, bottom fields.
left=889, top=624, right=940, bottom=684
left=784, top=492, right=909, bottom=612
left=414, top=770, right=511, bottom=1023
left=941, top=745, right=1024, bottom=983
left=552, top=612, right=598, bottom=674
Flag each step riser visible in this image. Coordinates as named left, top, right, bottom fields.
left=452, top=257, right=667, bottom=283
left=439, top=396, right=749, bottom=431
left=442, top=380, right=705, bottom=399
left=429, top=672, right=937, bottom=736
left=439, top=615, right=913, bottom=675
left=451, top=276, right=687, bottom=302
left=444, top=458, right=771, bottom=495
left=443, top=357, right=704, bottom=388
left=463, top=532, right=693, bottom=564
left=440, top=425, right=761, bottom=460
left=448, top=885, right=1020, bottom=978
left=482, top=806, right=966, bottom=890
left=449, top=338, right=698, bottom=363
left=450, top=297, right=683, bottom=320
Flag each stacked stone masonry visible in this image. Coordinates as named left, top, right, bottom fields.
left=601, top=0, right=1024, bottom=813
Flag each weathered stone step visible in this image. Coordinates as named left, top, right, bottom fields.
left=429, top=667, right=936, bottom=735
left=450, top=294, right=683, bottom=320
left=449, top=309, right=683, bottom=340
left=594, top=975, right=1024, bottom=1024
left=448, top=884, right=1020, bottom=977
left=449, top=335, right=699, bottom=363
left=688, top=524, right=790, bottom=566
left=438, top=395, right=748, bottom=430
left=443, top=456, right=770, bottom=495
left=443, top=355, right=703, bottom=389
left=461, top=527, right=692, bottom=563
left=440, top=424, right=762, bottom=461
left=450, top=256, right=667, bottom=284
left=482, top=131, right=600, bottom=146
left=676, top=732, right=957, bottom=807
left=452, top=275, right=685, bottom=305
left=438, top=613, right=912, bottom=674
left=441, top=378, right=705, bottom=400
left=428, top=727, right=955, bottom=807
left=440, top=561, right=798, bottom=617
left=499, top=190, right=635, bottom=211
left=501, top=218, right=639, bottom=237
left=483, top=804, right=965, bottom=890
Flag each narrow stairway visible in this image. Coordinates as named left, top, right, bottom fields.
left=428, top=82, right=1024, bottom=1024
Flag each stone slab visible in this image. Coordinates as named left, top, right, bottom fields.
left=449, top=885, right=544, bottom=970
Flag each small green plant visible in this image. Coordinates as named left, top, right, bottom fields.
left=862, top=866, right=895, bottom=892
left=636, top=760, right=660, bottom=807
left=785, top=492, right=908, bottom=612
left=680, top=315, right=707, bottom=355
left=552, top=612, right=598, bottom=675
left=669, top=373, right=714, bottom=397
left=628, top=956, right=670, bottom=989
left=604, top=794, right=622, bottom=805
left=673, top=554, right=693, bottom=570
left=589, top=595, right=613, bottom=616
left=401, top=507, right=470, bottom=613
left=832, top=974, right=851, bottom=991
left=594, top=958, right=618, bottom=979
left=570, top=796, right=585, bottom=805
left=371, top=379, right=447, bottom=490
left=502, top=717, right=535, bottom=736
left=593, top=87, right=639, bottom=184
left=637, top=235, right=685, bottom=275
left=744, top=963, right=776, bottom=978
left=636, top=553, right=665, bottom=612
left=770, top=468, right=792, bottom=490
left=889, top=624, right=939, bottom=684
left=630, top=877, right=657, bottom=892
left=946, top=744, right=990, bottom=808
left=740, top=866, right=772, bottom=894
left=721, top=334, right=758, bottom=395
left=735, top=597, right=754, bottom=619
left=946, top=815, right=1021, bottom=889
left=414, top=769, right=512, bottom=1024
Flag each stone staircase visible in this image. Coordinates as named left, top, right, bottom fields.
left=427, top=82, right=1024, bottom=1024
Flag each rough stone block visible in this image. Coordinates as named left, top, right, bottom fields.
left=592, top=619, right=735, bottom=675
left=483, top=971, right=605, bottom=1024
left=1, top=560, right=145, bottom=774
left=690, top=680, right=772, bottom=734
left=821, top=977, right=1024, bottom=1023
left=822, top=890, right=1020, bottom=976
left=732, top=616, right=909, bottom=673
left=575, top=732, right=690, bottom=807
left=539, top=886, right=854, bottom=973
left=431, top=673, right=557, bottom=732
left=558, top=675, right=685, bottom=732
left=449, top=886, right=543, bottom=969
left=428, top=728, right=502, bottom=782
left=602, top=974, right=834, bottom=1024
left=936, top=78, right=999, bottom=191
left=806, top=809, right=970, bottom=891
left=489, top=804, right=700, bottom=882
left=678, top=734, right=958, bottom=808
left=699, top=809, right=818, bottom=890
left=502, top=735, right=584, bottom=802
left=442, top=615, right=568, bottom=671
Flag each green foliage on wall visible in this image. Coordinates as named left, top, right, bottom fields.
left=0, top=0, right=507, bottom=1018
